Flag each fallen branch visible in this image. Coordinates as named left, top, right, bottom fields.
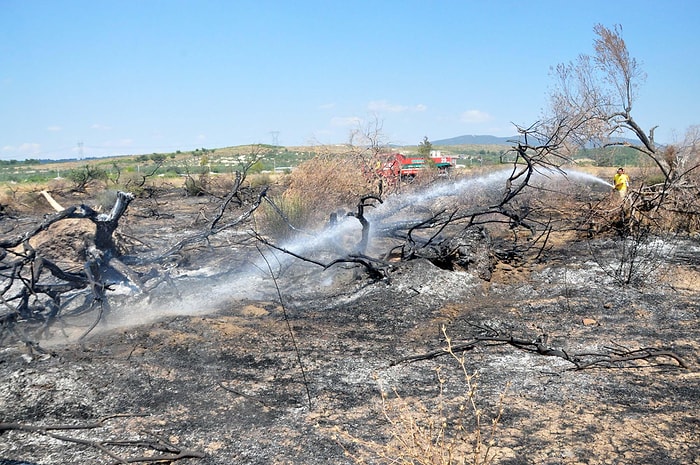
left=393, top=326, right=689, bottom=370
left=0, top=415, right=205, bottom=464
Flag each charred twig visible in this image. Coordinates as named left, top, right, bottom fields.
left=133, top=160, right=164, bottom=188
left=391, top=340, right=478, bottom=365
left=0, top=415, right=205, bottom=463
left=403, top=209, right=448, bottom=259
left=574, top=346, right=689, bottom=370
left=218, top=381, right=270, bottom=407
left=209, top=171, right=244, bottom=230
left=253, top=232, right=390, bottom=281
left=79, top=298, right=109, bottom=341
left=158, top=187, right=268, bottom=260
left=262, top=196, right=310, bottom=235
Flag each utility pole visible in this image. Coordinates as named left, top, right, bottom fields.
left=77, top=141, right=84, bottom=159
left=270, top=131, right=280, bottom=172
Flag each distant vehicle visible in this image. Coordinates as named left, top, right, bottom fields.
left=378, top=152, right=457, bottom=181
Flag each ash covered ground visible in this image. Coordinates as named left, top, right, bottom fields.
left=1, top=180, right=699, bottom=465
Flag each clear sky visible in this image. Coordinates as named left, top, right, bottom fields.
left=1, top=0, right=698, bottom=160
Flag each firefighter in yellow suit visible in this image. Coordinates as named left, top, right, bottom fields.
left=613, top=167, right=630, bottom=198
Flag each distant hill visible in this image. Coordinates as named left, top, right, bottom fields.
left=432, top=135, right=517, bottom=146
left=432, top=134, right=646, bottom=147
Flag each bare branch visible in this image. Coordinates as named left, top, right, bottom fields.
left=0, top=416, right=205, bottom=463
left=393, top=327, right=688, bottom=370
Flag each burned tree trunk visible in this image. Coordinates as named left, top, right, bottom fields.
left=0, top=191, right=136, bottom=343
left=347, top=194, right=382, bottom=254
left=90, top=191, right=134, bottom=254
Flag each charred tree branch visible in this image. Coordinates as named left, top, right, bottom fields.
left=0, top=416, right=205, bottom=463
left=392, top=328, right=688, bottom=370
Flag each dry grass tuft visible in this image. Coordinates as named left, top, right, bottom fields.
left=335, top=327, right=508, bottom=465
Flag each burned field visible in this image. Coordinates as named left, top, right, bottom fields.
left=0, top=173, right=699, bottom=465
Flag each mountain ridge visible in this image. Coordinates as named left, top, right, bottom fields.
left=432, top=134, right=518, bottom=145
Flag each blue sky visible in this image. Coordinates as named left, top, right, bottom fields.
left=1, top=0, right=698, bottom=160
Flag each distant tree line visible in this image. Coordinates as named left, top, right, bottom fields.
left=0, top=158, right=46, bottom=166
